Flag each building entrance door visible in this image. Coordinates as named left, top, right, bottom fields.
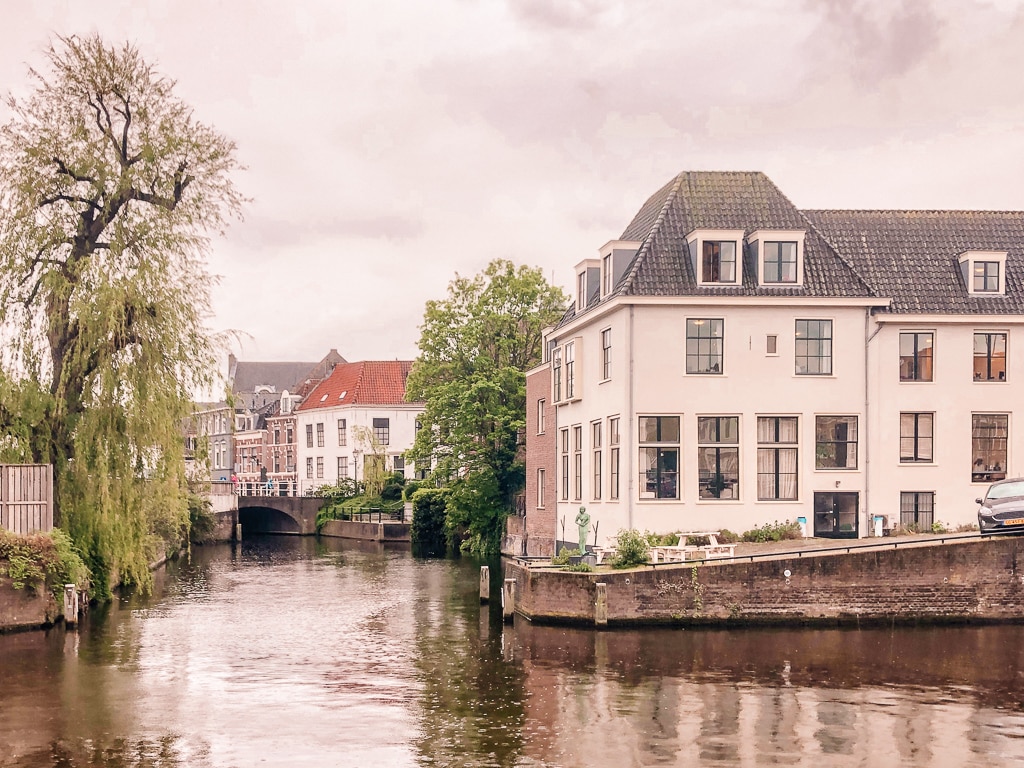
left=813, top=492, right=859, bottom=538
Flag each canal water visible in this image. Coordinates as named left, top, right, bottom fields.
left=2, top=536, right=1024, bottom=767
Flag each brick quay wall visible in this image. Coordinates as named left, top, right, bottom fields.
left=504, top=536, right=1024, bottom=627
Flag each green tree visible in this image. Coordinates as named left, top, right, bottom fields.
left=407, top=259, right=567, bottom=556
left=0, top=34, right=243, bottom=592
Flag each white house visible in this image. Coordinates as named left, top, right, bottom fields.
left=522, top=171, right=1024, bottom=551
left=294, top=360, right=423, bottom=494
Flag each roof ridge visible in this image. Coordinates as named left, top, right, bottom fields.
left=803, top=208, right=1024, bottom=216
left=796, top=211, right=877, bottom=299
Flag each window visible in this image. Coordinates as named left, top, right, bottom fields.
left=974, top=332, right=1007, bottom=381
left=573, top=425, right=582, bottom=501
left=757, top=417, right=798, bottom=500
left=338, top=418, right=347, bottom=446
left=274, top=427, right=280, bottom=445
left=537, top=399, right=546, bottom=434
left=975, top=261, right=1000, bottom=292
left=900, top=413, right=934, bottom=463
left=639, top=416, right=680, bottom=499
left=763, top=241, right=798, bottom=283
left=338, top=456, right=348, bottom=479
left=273, top=453, right=280, bottom=473
left=601, top=328, right=612, bottom=380
left=815, top=416, right=858, bottom=469
left=795, top=320, right=832, bottom=375
left=552, top=347, right=563, bottom=402
left=766, top=335, right=778, bottom=355
left=560, top=428, right=570, bottom=500
left=702, top=240, right=737, bottom=283
left=286, top=426, right=293, bottom=445
left=899, top=332, right=934, bottom=382
left=306, top=457, right=313, bottom=479
left=316, top=422, right=325, bottom=447
left=565, top=341, right=576, bottom=399
left=972, top=414, right=1008, bottom=482
left=592, top=421, right=602, bottom=500
left=537, top=468, right=545, bottom=508
left=305, top=424, right=313, bottom=448
left=900, top=491, right=934, bottom=529
left=603, top=253, right=612, bottom=295
left=698, top=416, right=740, bottom=500
left=316, top=457, right=324, bottom=478
left=686, top=319, right=724, bottom=374
left=373, top=417, right=390, bottom=445
left=393, top=456, right=405, bottom=472
left=609, top=416, right=620, bottom=501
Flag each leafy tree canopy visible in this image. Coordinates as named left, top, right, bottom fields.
left=407, top=259, right=567, bottom=556
left=0, top=34, right=244, bottom=592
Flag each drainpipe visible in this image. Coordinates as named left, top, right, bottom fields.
left=864, top=309, right=883, bottom=535
left=628, top=305, right=635, bottom=529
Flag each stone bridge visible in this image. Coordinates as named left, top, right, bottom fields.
left=235, top=494, right=323, bottom=535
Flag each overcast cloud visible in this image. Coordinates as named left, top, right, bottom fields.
left=2, top=0, right=1023, bottom=370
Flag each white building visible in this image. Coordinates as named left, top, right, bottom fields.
left=294, top=360, right=423, bottom=494
left=524, top=171, right=1024, bottom=549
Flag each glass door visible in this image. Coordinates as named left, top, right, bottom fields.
left=813, top=492, right=859, bottom=538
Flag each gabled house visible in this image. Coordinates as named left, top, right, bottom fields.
left=294, top=360, right=424, bottom=494
left=518, top=171, right=1024, bottom=555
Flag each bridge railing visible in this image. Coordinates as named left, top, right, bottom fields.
left=328, top=505, right=406, bottom=524
left=235, top=481, right=302, bottom=497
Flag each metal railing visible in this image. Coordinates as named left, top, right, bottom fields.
left=235, top=481, right=301, bottom=497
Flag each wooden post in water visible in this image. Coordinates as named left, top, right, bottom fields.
left=595, top=582, right=608, bottom=626
left=480, top=566, right=490, bottom=603
left=236, top=523, right=242, bottom=541
left=502, top=578, right=516, bottom=623
left=63, top=584, right=79, bottom=628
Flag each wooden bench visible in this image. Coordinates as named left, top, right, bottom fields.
left=664, top=531, right=736, bottom=561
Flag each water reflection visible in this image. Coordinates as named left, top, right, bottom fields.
left=1, top=538, right=1023, bottom=767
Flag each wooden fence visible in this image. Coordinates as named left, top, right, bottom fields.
left=0, top=464, right=54, bottom=534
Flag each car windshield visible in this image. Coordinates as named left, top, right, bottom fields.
left=987, top=481, right=1024, bottom=499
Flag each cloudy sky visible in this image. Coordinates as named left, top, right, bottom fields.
left=2, top=0, right=1023, bottom=367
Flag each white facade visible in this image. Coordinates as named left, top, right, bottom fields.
left=294, top=404, right=422, bottom=494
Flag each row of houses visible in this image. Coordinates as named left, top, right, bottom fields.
left=189, top=350, right=424, bottom=494
left=512, top=171, right=1024, bottom=556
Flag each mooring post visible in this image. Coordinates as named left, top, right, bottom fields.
left=63, top=584, right=78, bottom=628
left=236, top=523, right=242, bottom=541
left=480, top=565, right=490, bottom=603
left=595, top=582, right=608, bottom=627
left=502, top=578, right=516, bottom=623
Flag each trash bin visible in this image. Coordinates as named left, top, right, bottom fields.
left=797, top=516, right=808, bottom=538
left=873, top=515, right=884, bottom=537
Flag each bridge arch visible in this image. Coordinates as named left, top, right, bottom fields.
left=236, top=495, right=321, bottom=536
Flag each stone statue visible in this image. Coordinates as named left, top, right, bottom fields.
left=575, top=506, right=591, bottom=552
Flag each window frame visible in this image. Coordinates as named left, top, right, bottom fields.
left=899, top=331, right=935, bottom=382
left=552, top=347, right=563, bottom=402
left=795, top=319, right=833, bottom=376
left=537, top=467, right=545, bottom=509
left=757, top=416, right=799, bottom=501
left=537, top=399, right=546, bottom=434
left=900, top=491, right=935, bottom=529
left=972, top=413, right=1008, bottom=483
left=592, top=421, right=602, bottom=501
left=337, top=418, right=347, bottom=446
left=609, top=416, right=620, bottom=501
left=899, top=412, right=934, bottom=463
left=316, top=422, right=325, bottom=448
left=698, top=416, right=741, bottom=500
left=973, top=332, right=1007, bottom=382
left=815, top=415, right=859, bottom=470
left=373, top=417, right=390, bottom=446
left=638, top=415, right=680, bottom=500
left=572, top=425, right=583, bottom=501
left=762, top=241, right=799, bottom=284
left=565, top=341, right=576, bottom=399
left=686, top=318, right=724, bottom=375
left=560, top=428, right=570, bottom=500
left=601, top=328, right=612, bottom=380
left=702, top=240, right=737, bottom=284
left=338, top=456, right=348, bottom=479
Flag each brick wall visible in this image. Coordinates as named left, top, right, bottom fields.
left=506, top=537, right=1024, bottom=626
left=0, top=577, right=58, bottom=631
left=521, top=365, right=557, bottom=557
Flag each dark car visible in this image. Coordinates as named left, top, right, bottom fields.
left=977, top=478, right=1024, bottom=535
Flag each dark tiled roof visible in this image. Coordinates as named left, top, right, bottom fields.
left=803, top=210, right=1024, bottom=314
left=297, top=361, right=420, bottom=412
left=615, top=171, right=874, bottom=300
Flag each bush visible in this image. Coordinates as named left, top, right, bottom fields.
left=741, top=520, right=803, bottom=543
left=610, top=528, right=650, bottom=569
left=188, top=491, right=216, bottom=544
left=0, top=528, right=89, bottom=601
left=402, top=480, right=422, bottom=501
left=566, top=562, right=593, bottom=572
left=717, top=529, right=740, bottom=544
left=411, top=488, right=449, bottom=557
left=380, top=481, right=404, bottom=502
left=552, top=547, right=580, bottom=565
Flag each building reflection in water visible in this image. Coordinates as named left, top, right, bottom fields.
left=510, top=621, right=1024, bottom=766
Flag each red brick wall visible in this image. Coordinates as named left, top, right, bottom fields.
left=506, top=537, right=1024, bottom=625
left=522, top=365, right=557, bottom=557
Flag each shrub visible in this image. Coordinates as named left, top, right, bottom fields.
left=552, top=547, right=580, bottom=565
left=717, top=529, right=740, bottom=544
left=0, top=528, right=89, bottom=601
left=402, top=480, right=422, bottom=501
left=188, top=492, right=216, bottom=544
left=566, top=562, right=593, bottom=573
left=411, top=488, right=449, bottom=558
left=741, top=520, right=803, bottom=543
left=610, top=528, right=650, bottom=569
left=380, top=481, right=404, bottom=502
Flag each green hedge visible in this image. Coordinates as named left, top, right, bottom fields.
left=411, top=488, right=449, bottom=558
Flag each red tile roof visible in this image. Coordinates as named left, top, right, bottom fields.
left=296, top=360, right=419, bottom=411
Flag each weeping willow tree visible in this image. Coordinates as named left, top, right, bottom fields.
left=0, top=34, right=243, bottom=593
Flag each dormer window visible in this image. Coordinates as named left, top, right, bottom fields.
left=960, top=251, right=1007, bottom=295
left=575, top=258, right=601, bottom=310
left=687, top=229, right=744, bottom=286
left=749, top=230, right=806, bottom=287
